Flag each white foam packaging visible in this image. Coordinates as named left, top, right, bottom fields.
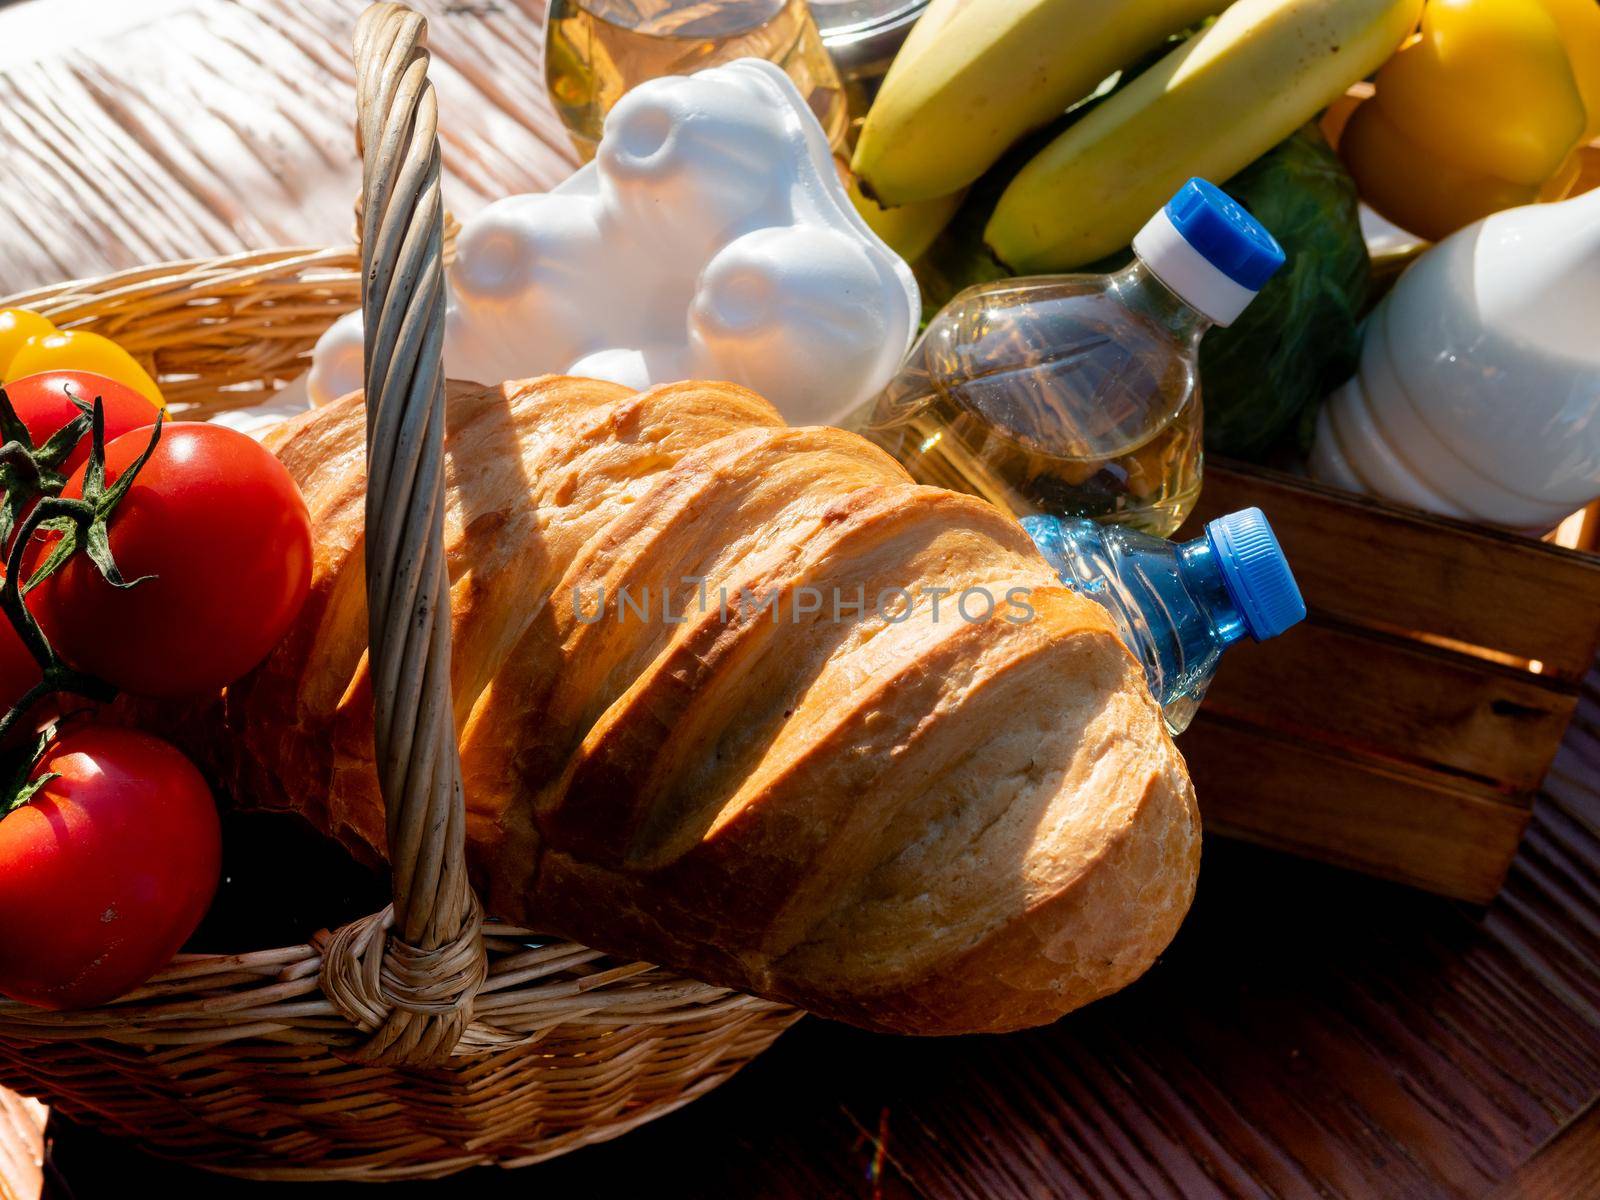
left=308, top=58, right=919, bottom=427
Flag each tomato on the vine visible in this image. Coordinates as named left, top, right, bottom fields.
left=0, top=616, right=100, bottom=746
left=0, top=596, right=38, bottom=720
left=30, top=422, right=313, bottom=698
left=0, top=725, right=220, bottom=1009
left=1, top=371, right=160, bottom=474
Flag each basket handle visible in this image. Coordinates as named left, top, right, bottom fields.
left=339, top=0, right=486, bottom=1064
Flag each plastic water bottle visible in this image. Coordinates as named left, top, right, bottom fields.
left=1024, top=507, right=1305, bottom=733
left=850, top=178, right=1285, bottom=536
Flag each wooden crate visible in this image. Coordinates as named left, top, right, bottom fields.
left=1175, top=460, right=1600, bottom=903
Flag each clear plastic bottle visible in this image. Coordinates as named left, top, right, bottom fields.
left=1024, top=507, right=1306, bottom=733
left=849, top=178, right=1284, bottom=536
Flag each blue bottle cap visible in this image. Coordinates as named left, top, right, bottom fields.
left=1204, top=507, right=1305, bottom=641
left=1132, top=179, right=1286, bottom=326
left=1165, top=178, right=1285, bottom=290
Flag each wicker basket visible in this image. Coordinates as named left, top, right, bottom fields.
left=0, top=4, right=799, bottom=1182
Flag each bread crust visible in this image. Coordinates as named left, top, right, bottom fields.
left=228, top=375, right=1201, bottom=1035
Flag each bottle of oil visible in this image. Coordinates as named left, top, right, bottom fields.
left=545, top=0, right=848, bottom=161
left=850, top=178, right=1284, bottom=537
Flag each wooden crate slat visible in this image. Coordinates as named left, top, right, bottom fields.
left=1201, top=619, right=1579, bottom=794
left=1183, top=713, right=1531, bottom=903
left=1186, top=461, right=1600, bottom=681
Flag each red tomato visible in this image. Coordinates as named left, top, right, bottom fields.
left=0, top=725, right=220, bottom=1009
left=31, top=422, right=313, bottom=698
left=0, top=594, right=37, bottom=717
left=0, top=581, right=108, bottom=745
left=1, top=371, right=160, bottom=474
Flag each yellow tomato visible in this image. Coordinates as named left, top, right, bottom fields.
left=0, top=309, right=55, bottom=377
left=5, top=330, right=165, bottom=410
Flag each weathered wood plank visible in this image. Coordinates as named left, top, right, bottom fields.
left=1183, top=712, right=1532, bottom=901
left=0, top=1090, right=43, bottom=1200
left=1187, top=460, right=1600, bottom=681
left=1490, top=1096, right=1600, bottom=1200
left=1201, top=617, right=1579, bottom=793
left=0, top=0, right=575, bottom=293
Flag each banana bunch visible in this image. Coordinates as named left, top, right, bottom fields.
left=852, top=0, right=1230, bottom=204
left=853, top=0, right=1424, bottom=272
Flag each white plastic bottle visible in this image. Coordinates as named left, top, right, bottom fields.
left=1310, top=186, right=1600, bottom=531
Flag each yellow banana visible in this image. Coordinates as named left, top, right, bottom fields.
left=851, top=0, right=1229, bottom=206
left=986, top=0, right=1422, bottom=271
left=848, top=178, right=966, bottom=263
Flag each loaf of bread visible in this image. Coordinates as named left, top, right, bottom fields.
left=226, top=375, right=1199, bottom=1035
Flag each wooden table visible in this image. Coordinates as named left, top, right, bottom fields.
left=3, top=2, right=1599, bottom=1196
left=31, top=686, right=1600, bottom=1198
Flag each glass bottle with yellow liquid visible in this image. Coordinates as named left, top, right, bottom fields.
left=850, top=178, right=1285, bottom=538
left=546, top=0, right=849, bottom=161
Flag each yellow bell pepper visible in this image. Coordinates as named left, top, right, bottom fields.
left=4, top=329, right=166, bottom=410
left=1340, top=0, right=1595, bottom=242
left=1537, top=0, right=1600, bottom=140
left=0, top=309, right=55, bottom=378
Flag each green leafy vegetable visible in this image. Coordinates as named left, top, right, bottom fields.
left=1199, top=125, right=1370, bottom=459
